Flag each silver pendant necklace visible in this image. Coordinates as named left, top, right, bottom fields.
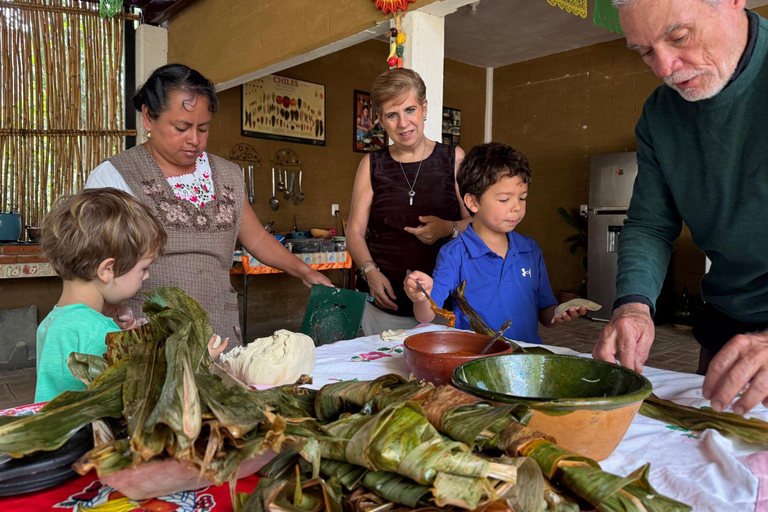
left=398, top=142, right=427, bottom=206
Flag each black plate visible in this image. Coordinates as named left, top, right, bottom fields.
left=0, top=424, right=93, bottom=496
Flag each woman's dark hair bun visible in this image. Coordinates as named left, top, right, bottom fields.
left=133, top=63, right=219, bottom=118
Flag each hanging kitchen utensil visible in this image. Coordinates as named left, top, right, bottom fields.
left=295, top=170, right=305, bottom=203
left=276, top=167, right=285, bottom=192
left=269, top=167, right=279, bottom=211
left=227, top=143, right=262, bottom=205
left=247, top=164, right=256, bottom=204
left=290, top=172, right=298, bottom=205
left=283, top=170, right=291, bottom=200
left=271, top=148, right=303, bottom=206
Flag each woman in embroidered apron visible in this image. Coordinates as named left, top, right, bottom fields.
left=86, top=64, right=331, bottom=347
left=347, top=69, right=471, bottom=335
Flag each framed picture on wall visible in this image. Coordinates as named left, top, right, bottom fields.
left=442, top=106, right=460, bottom=146
left=353, top=90, right=386, bottom=153
left=241, top=74, right=325, bottom=146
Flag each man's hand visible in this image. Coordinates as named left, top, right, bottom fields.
left=404, top=216, right=451, bottom=245
left=300, top=268, right=333, bottom=288
left=366, top=270, right=398, bottom=311
left=703, top=330, right=768, bottom=415
left=403, top=271, right=433, bottom=303
left=592, top=302, right=654, bottom=372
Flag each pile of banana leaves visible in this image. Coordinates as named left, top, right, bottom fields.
left=0, top=287, right=694, bottom=511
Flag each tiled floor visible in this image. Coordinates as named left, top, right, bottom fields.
left=538, top=317, right=700, bottom=374
left=0, top=318, right=700, bottom=410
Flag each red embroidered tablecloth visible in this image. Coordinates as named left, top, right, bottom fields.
left=0, top=403, right=260, bottom=511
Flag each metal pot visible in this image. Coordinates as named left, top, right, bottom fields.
left=0, top=212, right=22, bottom=242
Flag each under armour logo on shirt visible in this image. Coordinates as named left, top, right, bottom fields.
left=521, top=268, right=532, bottom=277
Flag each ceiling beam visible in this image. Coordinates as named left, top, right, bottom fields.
left=129, top=0, right=199, bottom=26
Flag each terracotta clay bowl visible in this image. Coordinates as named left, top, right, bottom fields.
left=452, top=353, right=652, bottom=460
left=403, top=331, right=515, bottom=386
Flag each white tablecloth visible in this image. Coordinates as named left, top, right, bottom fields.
left=308, top=324, right=768, bottom=512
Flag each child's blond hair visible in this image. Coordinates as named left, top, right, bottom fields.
left=41, top=188, right=167, bottom=280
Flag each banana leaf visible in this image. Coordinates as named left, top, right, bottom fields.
left=451, top=282, right=552, bottom=355
left=542, top=480, right=580, bottom=512
left=67, top=352, right=108, bottom=386
left=259, top=384, right=319, bottom=419
left=560, top=463, right=691, bottom=512
left=319, top=459, right=368, bottom=491
left=0, top=355, right=134, bottom=457
left=431, top=472, right=486, bottom=509
left=239, top=476, right=277, bottom=512
left=195, top=371, right=269, bottom=438
left=324, top=401, right=516, bottom=486
left=143, top=310, right=202, bottom=460
left=143, top=286, right=213, bottom=369
left=640, top=394, right=768, bottom=444
left=422, top=385, right=531, bottom=450
left=258, top=471, right=344, bottom=512
left=518, top=440, right=599, bottom=480
left=106, top=317, right=166, bottom=365
left=492, top=456, right=546, bottom=512
left=362, top=469, right=432, bottom=508
left=122, top=323, right=169, bottom=462
left=74, top=438, right=134, bottom=477
left=0, top=382, right=123, bottom=457
left=364, top=379, right=436, bottom=414
left=314, top=374, right=407, bottom=421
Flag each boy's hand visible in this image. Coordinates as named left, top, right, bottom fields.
left=208, top=335, right=229, bottom=360
left=105, top=304, right=144, bottom=329
left=552, top=305, right=588, bottom=323
left=403, top=271, right=433, bottom=302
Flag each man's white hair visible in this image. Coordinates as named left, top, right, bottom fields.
left=611, top=0, right=720, bottom=5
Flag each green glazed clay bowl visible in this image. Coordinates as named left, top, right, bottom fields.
left=452, top=353, right=652, bottom=460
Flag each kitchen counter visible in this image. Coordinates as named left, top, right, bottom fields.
left=0, top=244, right=55, bottom=279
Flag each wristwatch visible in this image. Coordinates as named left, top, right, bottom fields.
left=447, top=221, right=459, bottom=240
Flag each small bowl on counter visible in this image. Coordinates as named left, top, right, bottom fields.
left=452, top=353, right=653, bottom=460
left=26, top=226, right=41, bottom=243
left=403, top=330, right=515, bottom=386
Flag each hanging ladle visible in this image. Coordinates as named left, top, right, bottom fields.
left=276, top=167, right=285, bottom=192
left=269, top=167, right=279, bottom=211
left=283, top=170, right=292, bottom=200
left=295, top=170, right=305, bottom=203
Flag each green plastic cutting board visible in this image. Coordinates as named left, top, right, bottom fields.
left=300, top=285, right=368, bottom=346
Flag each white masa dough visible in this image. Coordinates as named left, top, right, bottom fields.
left=218, top=329, right=315, bottom=385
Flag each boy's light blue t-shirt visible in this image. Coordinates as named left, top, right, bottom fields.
left=429, top=223, right=558, bottom=343
left=35, top=304, right=120, bottom=403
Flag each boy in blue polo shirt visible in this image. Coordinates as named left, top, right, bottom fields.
left=404, top=142, right=586, bottom=343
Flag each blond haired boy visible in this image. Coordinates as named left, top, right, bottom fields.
left=35, top=188, right=168, bottom=402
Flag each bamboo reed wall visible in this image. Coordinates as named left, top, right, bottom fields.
left=0, top=0, right=138, bottom=229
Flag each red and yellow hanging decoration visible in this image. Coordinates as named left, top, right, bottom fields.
left=372, top=0, right=414, bottom=69
left=387, top=14, right=406, bottom=69
left=372, top=0, right=415, bottom=15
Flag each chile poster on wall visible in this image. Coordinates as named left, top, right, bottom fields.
left=241, top=74, right=325, bottom=146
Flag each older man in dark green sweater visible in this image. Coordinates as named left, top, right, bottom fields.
left=592, top=0, right=768, bottom=416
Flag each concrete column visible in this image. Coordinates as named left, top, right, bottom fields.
left=135, top=24, right=168, bottom=143
left=396, top=10, right=445, bottom=142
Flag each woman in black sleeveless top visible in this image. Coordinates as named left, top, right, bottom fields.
left=347, top=69, right=471, bottom=335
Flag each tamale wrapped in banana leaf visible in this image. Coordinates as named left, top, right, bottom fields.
left=314, top=374, right=407, bottom=421
left=320, top=399, right=517, bottom=509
